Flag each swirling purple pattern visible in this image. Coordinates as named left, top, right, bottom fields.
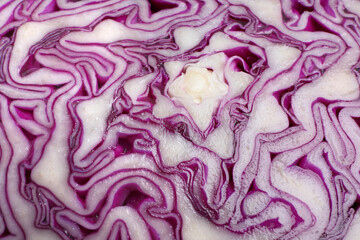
left=0, top=0, right=360, bottom=239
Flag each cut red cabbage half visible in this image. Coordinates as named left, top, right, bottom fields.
left=0, top=0, right=360, bottom=239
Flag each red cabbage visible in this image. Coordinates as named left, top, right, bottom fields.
left=0, top=0, right=360, bottom=239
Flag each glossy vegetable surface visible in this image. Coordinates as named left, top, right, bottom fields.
left=0, top=0, right=360, bottom=239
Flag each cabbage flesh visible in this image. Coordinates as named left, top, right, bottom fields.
left=0, top=0, right=360, bottom=239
